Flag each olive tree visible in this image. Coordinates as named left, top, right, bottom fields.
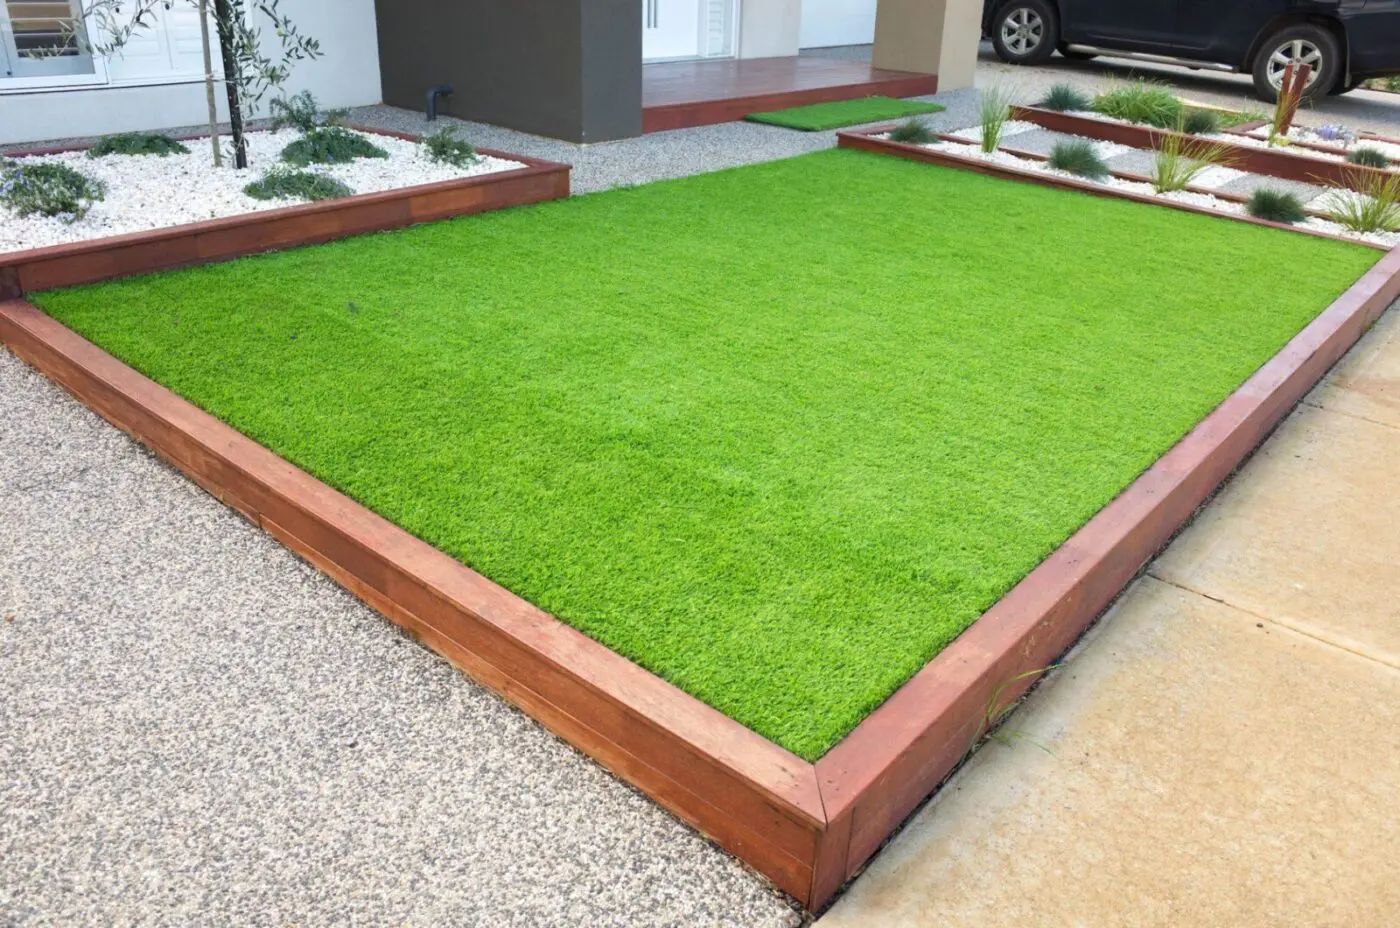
left=68, top=0, right=320, bottom=168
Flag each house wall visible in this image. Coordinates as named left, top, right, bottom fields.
left=799, top=0, right=879, bottom=48
left=738, top=0, right=801, bottom=58
left=375, top=0, right=641, bottom=143
left=0, top=0, right=382, bottom=146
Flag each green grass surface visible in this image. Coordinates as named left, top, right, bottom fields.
left=32, top=150, right=1377, bottom=759
left=745, top=96, right=944, bottom=131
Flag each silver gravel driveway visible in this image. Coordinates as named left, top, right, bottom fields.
left=0, top=348, right=801, bottom=927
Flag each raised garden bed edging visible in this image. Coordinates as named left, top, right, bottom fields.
left=0, top=130, right=570, bottom=298
left=1009, top=105, right=1391, bottom=190
left=4, top=246, right=1398, bottom=911
left=835, top=128, right=1386, bottom=251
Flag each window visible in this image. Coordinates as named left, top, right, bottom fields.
left=1, top=1, right=97, bottom=79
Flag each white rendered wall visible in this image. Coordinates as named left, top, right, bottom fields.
left=738, top=0, right=800, bottom=58
left=0, top=0, right=382, bottom=145
left=799, top=0, right=878, bottom=48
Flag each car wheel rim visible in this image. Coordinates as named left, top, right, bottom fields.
left=1266, top=39, right=1324, bottom=89
left=1000, top=8, right=1045, bottom=56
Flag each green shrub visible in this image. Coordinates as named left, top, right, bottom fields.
left=1246, top=188, right=1307, bottom=225
left=1181, top=108, right=1221, bottom=136
left=1046, top=139, right=1109, bottom=180
left=887, top=118, right=935, bottom=144
left=1092, top=82, right=1183, bottom=128
left=1039, top=83, right=1092, bottom=112
left=269, top=90, right=348, bottom=133
left=1217, top=108, right=1269, bottom=129
left=1347, top=146, right=1390, bottom=169
left=244, top=166, right=353, bottom=202
left=280, top=127, right=388, bottom=167
left=0, top=161, right=105, bottom=221
left=1323, top=170, right=1400, bottom=233
left=423, top=125, right=480, bottom=166
left=88, top=132, right=190, bottom=157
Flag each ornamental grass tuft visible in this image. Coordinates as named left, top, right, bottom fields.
left=1046, top=139, right=1109, bottom=180
left=1247, top=188, right=1307, bottom=225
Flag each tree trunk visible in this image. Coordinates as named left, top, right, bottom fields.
left=197, top=0, right=222, bottom=167
left=212, top=0, right=247, bottom=169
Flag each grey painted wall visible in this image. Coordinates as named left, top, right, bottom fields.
left=374, top=0, right=642, bottom=143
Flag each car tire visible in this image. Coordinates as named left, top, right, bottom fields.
left=1250, top=24, right=1342, bottom=103
left=990, top=0, right=1058, bottom=66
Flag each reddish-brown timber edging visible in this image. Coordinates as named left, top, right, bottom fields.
left=1009, top=104, right=1390, bottom=189
left=0, top=128, right=570, bottom=298
left=836, top=127, right=1387, bottom=251
left=3, top=245, right=1398, bottom=910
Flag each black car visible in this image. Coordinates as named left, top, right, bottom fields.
left=983, top=0, right=1400, bottom=101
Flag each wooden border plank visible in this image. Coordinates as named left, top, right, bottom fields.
left=3, top=181, right=1398, bottom=913
left=0, top=131, right=571, bottom=295
left=0, top=298, right=825, bottom=901
left=835, top=128, right=1386, bottom=250
left=642, top=73, right=937, bottom=133
left=1009, top=105, right=1389, bottom=189
left=809, top=245, right=1400, bottom=905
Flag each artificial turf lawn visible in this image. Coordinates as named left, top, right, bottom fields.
left=745, top=95, right=944, bottom=130
left=31, top=149, right=1378, bottom=759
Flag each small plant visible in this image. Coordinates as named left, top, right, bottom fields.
left=1322, top=169, right=1400, bottom=234
left=1246, top=188, right=1307, bottom=225
left=280, top=127, right=388, bottom=167
left=1149, top=128, right=1233, bottom=194
left=887, top=118, right=935, bottom=145
left=269, top=90, right=348, bottom=133
left=244, top=165, right=353, bottom=202
left=1347, top=146, right=1391, bottom=169
left=1046, top=139, right=1109, bottom=180
left=1039, top=83, right=1091, bottom=112
left=422, top=125, right=480, bottom=166
left=1181, top=108, right=1220, bottom=136
left=0, top=161, right=105, bottom=221
left=1091, top=81, right=1183, bottom=128
left=1314, top=123, right=1357, bottom=145
left=88, top=132, right=190, bottom=158
left=978, top=83, right=1016, bottom=154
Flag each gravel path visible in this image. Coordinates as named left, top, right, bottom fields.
left=0, top=348, right=802, bottom=926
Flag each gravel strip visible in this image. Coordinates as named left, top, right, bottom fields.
left=1, top=129, right=522, bottom=253
left=0, top=348, right=802, bottom=927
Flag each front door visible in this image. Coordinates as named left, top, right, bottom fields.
left=643, top=0, right=701, bottom=61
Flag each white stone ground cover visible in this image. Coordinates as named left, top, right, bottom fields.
left=1244, top=125, right=1400, bottom=163
left=894, top=133, right=1400, bottom=248
left=0, top=129, right=525, bottom=254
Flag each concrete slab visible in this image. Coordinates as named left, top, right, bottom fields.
left=1152, top=402, right=1400, bottom=668
left=1217, top=172, right=1327, bottom=203
left=1309, top=300, right=1400, bottom=430
left=818, top=577, right=1400, bottom=928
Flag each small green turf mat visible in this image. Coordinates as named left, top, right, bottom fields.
left=744, top=95, right=944, bottom=131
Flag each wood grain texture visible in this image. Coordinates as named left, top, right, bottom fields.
left=5, top=182, right=1396, bottom=914
left=0, top=136, right=570, bottom=296
left=1011, top=105, right=1390, bottom=189
left=642, top=56, right=936, bottom=133
left=809, top=245, right=1400, bottom=909
left=0, top=296, right=825, bottom=901
left=837, top=128, right=1386, bottom=250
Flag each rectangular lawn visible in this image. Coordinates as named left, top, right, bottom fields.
left=30, top=149, right=1379, bottom=760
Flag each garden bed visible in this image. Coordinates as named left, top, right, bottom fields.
left=0, top=126, right=570, bottom=297
left=837, top=127, right=1393, bottom=249
left=1009, top=104, right=1392, bottom=189
left=2, top=149, right=1393, bottom=909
